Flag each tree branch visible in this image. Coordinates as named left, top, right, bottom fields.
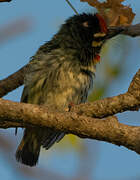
left=71, top=69, right=140, bottom=117
left=0, top=69, right=139, bottom=154
left=0, top=64, right=28, bottom=98
left=0, top=98, right=140, bottom=155
left=0, top=67, right=140, bottom=155
left=0, top=0, right=11, bottom=2
left=109, top=23, right=140, bottom=37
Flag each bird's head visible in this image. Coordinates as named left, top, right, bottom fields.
left=53, top=13, right=122, bottom=64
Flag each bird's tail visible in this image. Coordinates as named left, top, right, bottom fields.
left=15, top=128, right=41, bottom=166
left=16, top=127, right=65, bottom=166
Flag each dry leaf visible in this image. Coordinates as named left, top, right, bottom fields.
left=80, top=0, right=135, bottom=26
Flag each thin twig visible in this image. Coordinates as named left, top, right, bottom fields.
left=0, top=0, right=11, bottom=2
left=65, top=0, right=79, bottom=15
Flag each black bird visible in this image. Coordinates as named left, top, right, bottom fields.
left=16, top=13, right=121, bottom=166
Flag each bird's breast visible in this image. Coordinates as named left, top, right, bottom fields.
left=43, top=63, right=95, bottom=109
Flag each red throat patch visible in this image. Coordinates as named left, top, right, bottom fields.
left=96, top=13, right=108, bottom=33
left=94, top=54, right=100, bottom=63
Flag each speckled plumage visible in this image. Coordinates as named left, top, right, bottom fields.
left=16, top=13, right=110, bottom=166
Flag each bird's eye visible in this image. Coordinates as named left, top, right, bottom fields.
left=82, top=21, right=89, bottom=28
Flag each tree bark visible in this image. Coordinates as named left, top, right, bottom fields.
left=0, top=98, right=140, bottom=155
left=0, top=69, right=140, bottom=154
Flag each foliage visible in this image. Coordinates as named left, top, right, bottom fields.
left=80, top=0, right=135, bottom=26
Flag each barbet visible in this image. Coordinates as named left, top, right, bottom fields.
left=16, top=13, right=120, bottom=166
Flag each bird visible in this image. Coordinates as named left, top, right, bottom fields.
left=15, top=13, right=121, bottom=166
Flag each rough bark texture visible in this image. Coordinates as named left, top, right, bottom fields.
left=0, top=69, right=140, bottom=154
left=0, top=98, right=140, bottom=154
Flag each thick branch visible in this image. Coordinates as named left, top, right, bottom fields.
left=109, top=23, right=140, bottom=37
left=0, top=67, right=140, bottom=120
left=0, top=98, right=140, bottom=155
left=123, top=23, right=140, bottom=37
left=0, top=68, right=139, bottom=155
left=0, top=64, right=28, bottom=98
left=71, top=92, right=139, bottom=118
left=71, top=69, right=140, bottom=118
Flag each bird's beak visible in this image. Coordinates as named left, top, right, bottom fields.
left=105, top=26, right=125, bottom=40
left=92, top=26, right=125, bottom=49
left=93, top=26, right=124, bottom=41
